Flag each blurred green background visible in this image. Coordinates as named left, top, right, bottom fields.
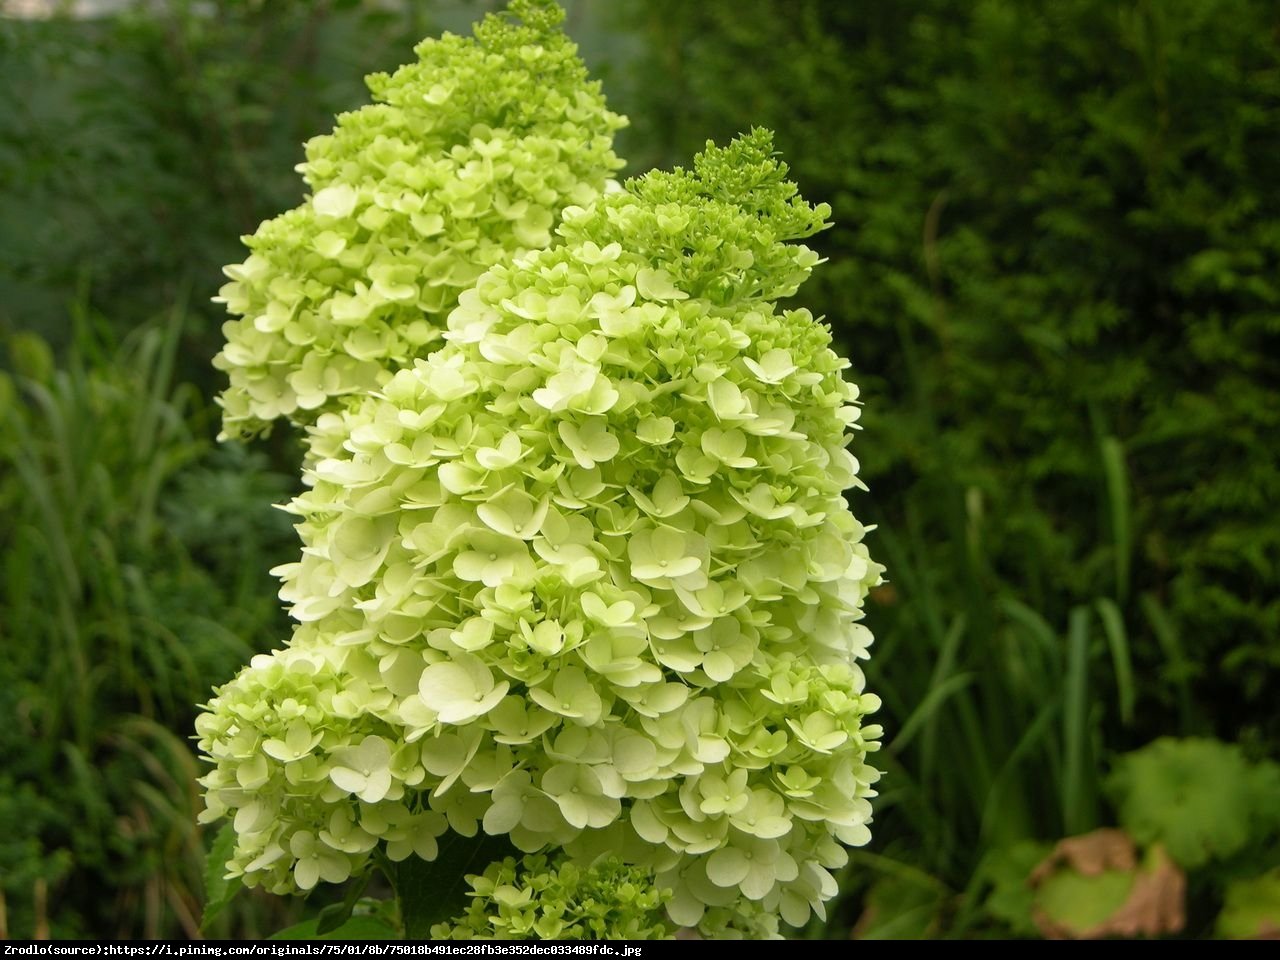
left=1, top=0, right=1277, bottom=940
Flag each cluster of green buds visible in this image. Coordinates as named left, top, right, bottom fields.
left=197, top=0, right=882, bottom=939
left=432, top=852, right=782, bottom=940
left=212, top=0, right=625, bottom=440
left=432, top=855, right=673, bottom=940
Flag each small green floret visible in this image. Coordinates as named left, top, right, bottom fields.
left=433, top=855, right=673, bottom=940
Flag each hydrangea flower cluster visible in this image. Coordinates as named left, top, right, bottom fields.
left=432, top=855, right=672, bottom=940
left=434, top=852, right=781, bottom=940
left=197, top=127, right=883, bottom=934
left=212, top=0, right=626, bottom=440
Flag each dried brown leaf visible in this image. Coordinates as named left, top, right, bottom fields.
left=1030, top=830, right=1185, bottom=939
left=1030, top=828, right=1136, bottom=883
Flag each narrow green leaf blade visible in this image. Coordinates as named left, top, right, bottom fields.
left=1095, top=597, right=1134, bottom=726
left=1100, top=436, right=1131, bottom=603
left=1062, top=606, right=1093, bottom=836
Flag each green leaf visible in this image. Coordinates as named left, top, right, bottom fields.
left=1034, top=866, right=1135, bottom=934
left=1099, top=435, right=1131, bottom=603
left=1062, top=606, right=1094, bottom=837
left=1095, top=597, right=1134, bottom=726
left=200, top=823, right=243, bottom=934
left=316, top=875, right=371, bottom=936
left=1217, top=869, right=1280, bottom=939
left=889, top=670, right=974, bottom=757
left=1107, top=737, right=1255, bottom=868
left=271, top=915, right=400, bottom=940
left=978, top=842, right=1052, bottom=937
left=395, top=832, right=517, bottom=939
left=855, top=873, right=947, bottom=940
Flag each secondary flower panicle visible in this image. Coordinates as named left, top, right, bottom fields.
left=212, top=0, right=626, bottom=442
left=433, top=855, right=675, bottom=940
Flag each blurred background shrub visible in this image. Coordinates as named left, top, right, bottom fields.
left=622, top=0, right=1280, bottom=748
left=614, top=0, right=1280, bottom=935
left=0, top=0, right=1276, bottom=939
left=0, top=0, right=449, bottom=391
left=0, top=309, right=297, bottom=936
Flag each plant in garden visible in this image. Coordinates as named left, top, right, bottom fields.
left=197, top=1, right=882, bottom=939
left=212, top=0, right=626, bottom=441
left=976, top=737, right=1280, bottom=939
left=1105, top=738, right=1280, bottom=871
left=0, top=316, right=297, bottom=939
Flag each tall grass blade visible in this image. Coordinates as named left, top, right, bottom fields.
left=1140, top=591, right=1197, bottom=733
left=1062, top=606, right=1092, bottom=836
left=998, top=597, right=1057, bottom=653
left=1095, top=597, right=1134, bottom=726
left=1100, top=436, right=1131, bottom=603
left=978, top=699, right=1058, bottom=843
left=889, top=671, right=976, bottom=757
left=919, top=614, right=967, bottom=780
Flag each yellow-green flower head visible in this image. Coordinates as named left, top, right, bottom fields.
left=211, top=0, right=626, bottom=441
left=433, top=854, right=674, bottom=940
left=197, top=130, right=882, bottom=933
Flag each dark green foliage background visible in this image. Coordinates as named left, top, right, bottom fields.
left=606, top=0, right=1280, bottom=933
left=0, top=0, right=448, bottom=389
left=616, top=0, right=1279, bottom=749
left=1, top=0, right=1276, bottom=940
left=0, top=0, right=440, bottom=937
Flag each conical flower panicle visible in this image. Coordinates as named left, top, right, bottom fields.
left=198, top=129, right=882, bottom=934
left=213, top=0, right=626, bottom=441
